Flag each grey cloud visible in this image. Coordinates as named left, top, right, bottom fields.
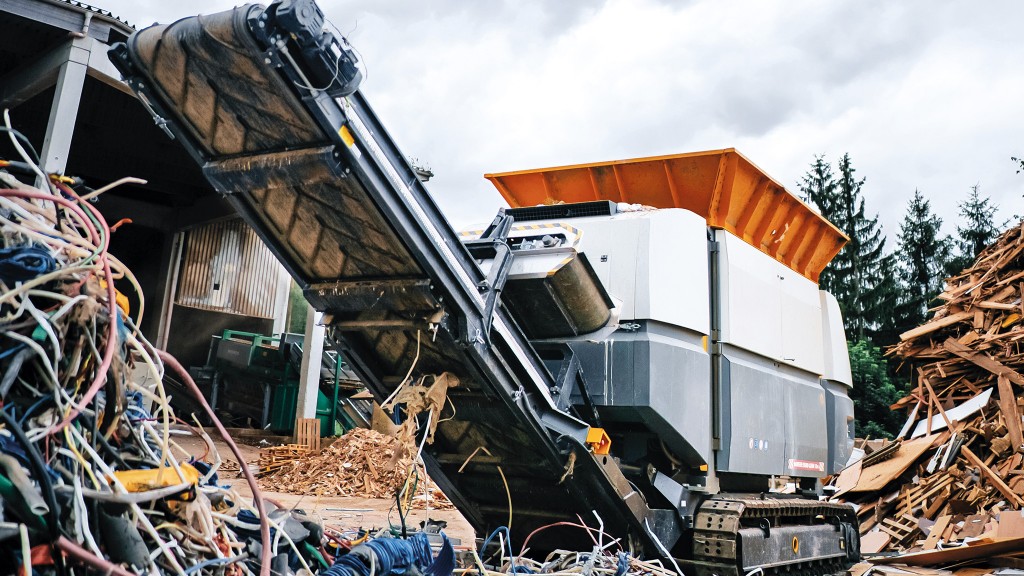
left=83, top=0, right=1024, bottom=236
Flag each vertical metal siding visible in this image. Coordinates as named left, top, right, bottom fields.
left=174, top=218, right=286, bottom=318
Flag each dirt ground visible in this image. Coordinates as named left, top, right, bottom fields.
left=171, top=431, right=477, bottom=547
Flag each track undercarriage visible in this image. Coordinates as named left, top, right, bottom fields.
left=689, top=495, right=859, bottom=576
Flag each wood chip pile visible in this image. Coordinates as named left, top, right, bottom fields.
left=258, top=428, right=453, bottom=509
left=828, top=224, right=1024, bottom=567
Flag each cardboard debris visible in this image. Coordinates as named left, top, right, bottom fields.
left=830, top=224, right=1024, bottom=569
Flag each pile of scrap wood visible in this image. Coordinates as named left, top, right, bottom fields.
left=257, top=443, right=314, bottom=476
left=828, top=224, right=1024, bottom=567
left=258, top=428, right=453, bottom=508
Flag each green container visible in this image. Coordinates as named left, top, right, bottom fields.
left=315, top=390, right=333, bottom=437
left=270, top=382, right=299, bottom=433
left=270, top=383, right=334, bottom=437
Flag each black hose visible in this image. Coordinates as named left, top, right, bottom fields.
left=0, top=409, right=67, bottom=576
left=395, top=491, right=407, bottom=539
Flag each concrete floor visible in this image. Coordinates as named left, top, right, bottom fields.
left=171, top=431, right=477, bottom=547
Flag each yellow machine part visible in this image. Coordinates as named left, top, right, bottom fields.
left=586, top=428, right=611, bottom=455
left=485, top=149, right=848, bottom=283
left=111, top=463, right=201, bottom=498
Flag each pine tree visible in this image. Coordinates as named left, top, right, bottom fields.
left=893, top=191, right=950, bottom=335
left=946, top=185, right=1001, bottom=275
left=799, top=153, right=899, bottom=343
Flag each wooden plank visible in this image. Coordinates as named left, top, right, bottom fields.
left=853, top=436, right=936, bottom=493
left=870, top=535, right=1024, bottom=566
left=961, top=445, right=1024, bottom=507
left=922, top=377, right=953, bottom=431
left=923, top=515, right=951, bottom=550
left=901, top=311, right=973, bottom=341
left=942, top=338, right=1024, bottom=386
left=997, top=374, right=1023, bottom=453
left=861, top=531, right=891, bottom=554
left=978, top=301, right=1019, bottom=310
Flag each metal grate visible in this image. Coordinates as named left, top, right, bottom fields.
left=506, top=201, right=617, bottom=222
left=175, top=218, right=286, bottom=318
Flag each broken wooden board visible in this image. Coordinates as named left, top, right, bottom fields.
left=923, top=515, right=952, bottom=550
left=911, top=388, right=993, bottom=439
left=869, top=536, right=1024, bottom=566
left=997, top=374, right=1024, bottom=453
left=831, top=459, right=863, bottom=499
left=851, top=436, right=937, bottom=493
left=861, top=530, right=892, bottom=554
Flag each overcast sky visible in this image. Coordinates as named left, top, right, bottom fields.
left=105, top=0, right=1024, bottom=245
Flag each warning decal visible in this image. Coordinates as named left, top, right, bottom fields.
left=788, top=459, right=825, bottom=473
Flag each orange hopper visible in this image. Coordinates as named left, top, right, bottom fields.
left=485, top=148, right=848, bottom=283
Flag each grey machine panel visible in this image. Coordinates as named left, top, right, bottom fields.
left=569, top=321, right=712, bottom=468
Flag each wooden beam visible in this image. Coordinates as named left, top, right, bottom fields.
left=943, top=338, right=1024, bottom=386
left=900, top=311, right=973, bottom=341
left=961, top=445, right=1024, bottom=507
left=998, top=375, right=1024, bottom=453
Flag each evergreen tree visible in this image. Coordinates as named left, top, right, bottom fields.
left=847, top=339, right=906, bottom=439
left=799, top=153, right=899, bottom=344
left=893, top=191, right=950, bottom=335
left=946, top=185, right=1001, bottom=275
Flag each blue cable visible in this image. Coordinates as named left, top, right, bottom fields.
left=0, top=343, right=25, bottom=361
left=0, top=244, right=56, bottom=283
left=480, top=527, right=517, bottom=572
left=19, top=396, right=51, bottom=425
left=323, top=532, right=453, bottom=576
left=613, top=552, right=630, bottom=576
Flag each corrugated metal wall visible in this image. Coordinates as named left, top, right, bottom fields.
left=175, top=218, right=286, bottom=318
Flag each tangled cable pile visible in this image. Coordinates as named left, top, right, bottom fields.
left=0, top=111, right=279, bottom=574
left=463, top=524, right=681, bottom=576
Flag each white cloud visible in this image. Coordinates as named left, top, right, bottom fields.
left=101, top=0, right=1024, bottom=238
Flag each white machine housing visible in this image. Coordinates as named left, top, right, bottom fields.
left=468, top=205, right=855, bottom=484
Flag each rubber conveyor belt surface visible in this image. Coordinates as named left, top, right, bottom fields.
left=110, top=2, right=665, bottom=553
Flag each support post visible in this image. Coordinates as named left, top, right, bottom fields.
left=38, top=37, right=90, bottom=176
left=296, top=305, right=324, bottom=419
left=271, top=266, right=291, bottom=336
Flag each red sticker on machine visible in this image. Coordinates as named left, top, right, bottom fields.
left=787, top=459, right=825, bottom=472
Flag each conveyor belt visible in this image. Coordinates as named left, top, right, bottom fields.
left=109, top=1, right=668, bottom=554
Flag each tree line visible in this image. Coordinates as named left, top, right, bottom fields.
left=798, top=154, right=1004, bottom=439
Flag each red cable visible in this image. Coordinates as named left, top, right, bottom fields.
left=0, top=188, right=100, bottom=244
left=157, top=349, right=272, bottom=576
left=55, top=183, right=117, bottom=435
left=55, top=537, right=134, bottom=576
